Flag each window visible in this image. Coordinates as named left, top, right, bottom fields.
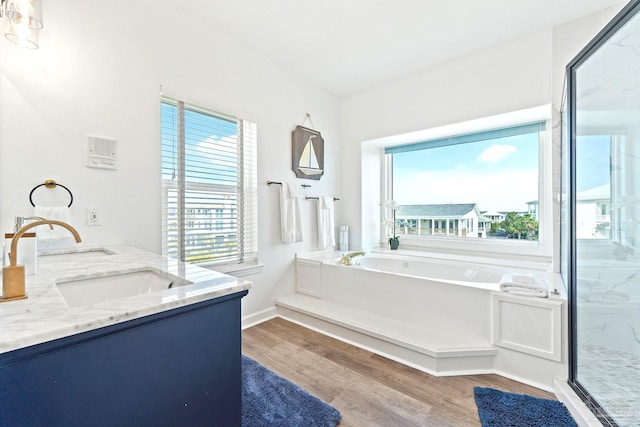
left=385, top=122, right=545, bottom=242
left=161, top=97, right=257, bottom=265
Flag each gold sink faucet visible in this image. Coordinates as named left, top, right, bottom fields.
left=340, top=251, right=366, bottom=266
left=1, top=220, right=81, bottom=302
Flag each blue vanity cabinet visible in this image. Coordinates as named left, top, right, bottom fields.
left=0, top=290, right=248, bottom=427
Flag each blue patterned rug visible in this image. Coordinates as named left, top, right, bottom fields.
left=242, top=355, right=342, bottom=426
left=474, top=387, right=577, bottom=427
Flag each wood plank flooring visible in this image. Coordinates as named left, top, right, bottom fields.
left=242, top=317, right=557, bottom=426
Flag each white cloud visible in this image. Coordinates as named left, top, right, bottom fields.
left=478, top=144, right=516, bottom=163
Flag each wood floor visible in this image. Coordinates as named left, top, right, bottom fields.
left=242, top=317, right=557, bottom=426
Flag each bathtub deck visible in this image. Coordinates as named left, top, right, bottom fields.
left=276, top=293, right=497, bottom=376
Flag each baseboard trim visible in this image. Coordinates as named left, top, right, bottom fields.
left=493, top=370, right=554, bottom=393
left=554, top=378, right=606, bottom=427
left=242, top=307, right=277, bottom=330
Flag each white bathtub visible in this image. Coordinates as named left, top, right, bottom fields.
left=354, top=254, right=505, bottom=289
left=277, top=250, right=565, bottom=389
left=289, top=252, right=505, bottom=357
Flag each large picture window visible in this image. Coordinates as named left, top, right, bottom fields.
left=161, top=97, right=257, bottom=265
left=385, top=122, right=545, bottom=242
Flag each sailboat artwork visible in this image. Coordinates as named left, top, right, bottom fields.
left=292, top=125, right=324, bottom=180
left=298, top=134, right=322, bottom=176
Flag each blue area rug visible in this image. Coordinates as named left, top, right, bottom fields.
left=242, top=355, right=342, bottom=426
left=474, top=387, right=577, bottom=427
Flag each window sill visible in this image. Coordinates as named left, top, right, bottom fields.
left=370, top=243, right=552, bottom=272
left=388, top=233, right=550, bottom=258
left=201, top=260, right=264, bottom=278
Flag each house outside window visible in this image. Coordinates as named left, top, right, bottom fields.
left=161, top=97, right=257, bottom=265
left=385, top=121, right=545, bottom=243
left=574, top=135, right=613, bottom=241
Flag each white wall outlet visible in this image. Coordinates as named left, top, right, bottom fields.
left=87, top=208, right=102, bottom=226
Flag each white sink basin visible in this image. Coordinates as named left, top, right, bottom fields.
left=39, top=248, right=115, bottom=262
left=55, top=269, right=192, bottom=307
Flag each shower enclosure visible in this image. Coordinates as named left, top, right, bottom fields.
left=566, top=1, right=640, bottom=425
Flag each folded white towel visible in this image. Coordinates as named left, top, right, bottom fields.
left=33, top=206, right=73, bottom=240
left=511, top=273, right=535, bottom=284
left=499, top=274, right=548, bottom=298
left=317, top=196, right=335, bottom=249
left=280, top=182, right=303, bottom=243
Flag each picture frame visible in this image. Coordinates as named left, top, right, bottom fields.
left=292, top=125, right=324, bottom=180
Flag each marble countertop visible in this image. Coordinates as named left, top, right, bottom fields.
left=0, top=245, right=251, bottom=354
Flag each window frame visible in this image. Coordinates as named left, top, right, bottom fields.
left=160, top=94, right=258, bottom=271
left=366, top=106, right=552, bottom=262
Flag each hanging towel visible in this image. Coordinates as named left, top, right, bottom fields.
left=33, top=205, right=75, bottom=242
left=317, top=196, right=335, bottom=250
left=499, top=273, right=548, bottom=298
left=280, top=182, right=303, bottom=243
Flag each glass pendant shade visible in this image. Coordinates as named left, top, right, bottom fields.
left=4, top=0, right=43, bottom=29
left=4, top=17, right=39, bottom=48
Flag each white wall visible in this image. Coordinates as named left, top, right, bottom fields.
left=0, top=1, right=341, bottom=319
left=340, top=31, right=553, bottom=250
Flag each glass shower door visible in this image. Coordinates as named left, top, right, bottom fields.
left=569, top=2, right=640, bottom=425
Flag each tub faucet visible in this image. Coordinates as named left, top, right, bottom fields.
left=1, top=220, right=81, bottom=302
left=340, top=251, right=366, bottom=266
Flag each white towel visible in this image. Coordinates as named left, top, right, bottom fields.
left=499, top=274, right=548, bottom=298
left=280, top=182, right=303, bottom=243
left=511, top=273, right=534, bottom=284
left=33, top=205, right=74, bottom=241
left=317, top=196, right=335, bottom=250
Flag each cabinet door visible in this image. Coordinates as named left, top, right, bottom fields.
left=0, top=292, right=246, bottom=427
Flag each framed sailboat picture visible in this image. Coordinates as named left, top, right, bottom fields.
left=292, top=125, right=324, bottom=180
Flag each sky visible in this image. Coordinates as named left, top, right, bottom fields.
left=575, top=135, right=610, bottom=192
left=392, top=133, right=539, bottom=212
left=161, top=102, right=239, bottom=186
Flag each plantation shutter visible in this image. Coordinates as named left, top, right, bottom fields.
left=161, top=97, right=258, bottom=265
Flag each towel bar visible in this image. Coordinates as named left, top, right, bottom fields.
left=267, top=181, right=311, bottom=188
left=305, top=196, right=340, bottom=201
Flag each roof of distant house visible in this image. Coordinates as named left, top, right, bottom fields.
left=577, top=184, right=610, bottom=201
left=482, top=210, right=505, bottom=217
left=398, top=203, right=479, bottom=218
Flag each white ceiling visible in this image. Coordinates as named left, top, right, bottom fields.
left=180, top=0, right=625, bottom=98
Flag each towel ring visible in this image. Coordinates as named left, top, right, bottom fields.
left=29, top=180, right=74, bottom=207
